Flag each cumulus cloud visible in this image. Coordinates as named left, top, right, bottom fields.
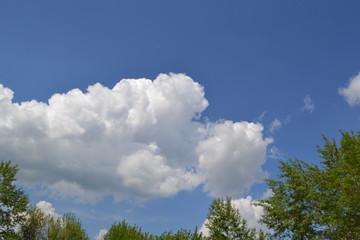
left=338, top=72, right=360, bottom=106
left=197, top=121, right=272, bottom=197
left=0, top=73, right=270, bottom=202
left=303, top=95, right=315, bottom=112
left=96, top=229, right=108, bottom=240
left=199, top=220, right=210, bottom=237
left=231, top=196, right=267, bottom=231
left=117, top=148, right=202, bottom=199
left=36, top=201, right=60, bottom=219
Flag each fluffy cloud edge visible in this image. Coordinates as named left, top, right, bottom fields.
left=197, top=121, right=272, bottom=198
left=1, top=73, right=271, bottom=202
left=36, top=200, right=61, bottom=219
left=338, top=72, right=360, bottom=106
left=96, top=229, right=108, bottom=240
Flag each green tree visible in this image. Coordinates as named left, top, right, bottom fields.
left=47, top=212, right=89, bottom=240
left=104, top=220, right=202, bottom=240
left=205, top=197, right=260, bottom=240
left=0, top=160, right=29, bottom=239
left=104, top=220, right=151, bottom=240
left=257, top=131, right=360, bottom=239
left=156, top=228, right=202, bottom=240
left=18, top=205, right=49, bottom=240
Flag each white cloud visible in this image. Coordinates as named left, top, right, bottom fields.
left=36, top=201, right=60, bottom=219
left=197, top=121, right=272, bottom=198
left=96, top=229, right=108, bottom=240
left=116, top=148, right=202, bottom=200
left=269, top=118, right=282, bottom=133
left=254, top=111, right=267, bottom=122
left=199, top=219, right=210, bottom=237
left=339, top=72, right=360, bottom=106
left=303, top=95, right=315, bottom=113
left=267, top=146, right=283, bottom=160
left=261, top=188, right=273, bottom=199
left=0, top=73, right=270, bottom=202
left=231, top=196, right=266, bottom=230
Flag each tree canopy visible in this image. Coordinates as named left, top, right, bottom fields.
left=205, top=197, right=268, bottom=240
left=18, top=205, right=49, bottom=240
left=18, top=207, right=90, bottom=240
left=257, top=131, right=360, bottom=239
left=104, top=220, right=202, bottom=240
left=0, top=161, right=29, bottom=239
left=47, top=212, right=89, bottom=240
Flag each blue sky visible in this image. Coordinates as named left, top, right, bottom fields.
left=1, top=1, right=360, bottom=239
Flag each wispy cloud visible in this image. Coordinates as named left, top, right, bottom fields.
left=303, top=95, right=315, bottom=113
left=267, top=146, right=284, bottom=160
left=269, top=118, right=282, bottom=133
left=254, top=111, right=267, bottom=122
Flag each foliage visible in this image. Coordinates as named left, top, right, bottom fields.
left=156, top=227, right=202, bottom=240
left=104, top=220, right=203, bottom=240
left=104, top=220, right=151, bottom=240
left=0, top=160, right=29, bottom=239
left=18, top=205, right=49, bottom=240
left=18, top=208, right=89, bottom=240
left=47, top=212, right=90, bottom=240
left=257, top=131, right=360, bottom=239
left=205, top=197, right=266, bottom=240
